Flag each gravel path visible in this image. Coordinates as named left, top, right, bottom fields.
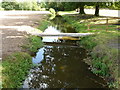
left=0, top=11, right=49, bottom=59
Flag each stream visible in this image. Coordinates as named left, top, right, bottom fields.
left=23, top=17, right=108, bottom=89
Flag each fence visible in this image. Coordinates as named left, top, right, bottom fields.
left=86, top=17, right=120, bottom=31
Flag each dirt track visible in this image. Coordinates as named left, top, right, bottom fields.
left=0, top=11, right=49, bottom=59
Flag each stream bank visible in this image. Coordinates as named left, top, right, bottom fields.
left=22, top=17, right=109, bottom=88
left=28, top=15, right=120, bottom=88
left=59, top=15, right=119, bottom=88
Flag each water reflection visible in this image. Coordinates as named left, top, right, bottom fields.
left=42, top=26, right=61, bottom=42
left=23, top=45, right=107, bottom=88
left=51, top=17, right=77, bottom=33
left=32, top=47, right=44, bottom=64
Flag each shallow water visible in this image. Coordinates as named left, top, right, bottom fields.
left=23, top=17, right=108, bottom=89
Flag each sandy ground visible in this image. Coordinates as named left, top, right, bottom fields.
left=0, top=11, right=49, bottom=59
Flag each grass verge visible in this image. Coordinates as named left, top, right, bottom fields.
left=2, top=52, right=32, bottom=88
left=62, top=15, right=118, bottom=33
left=37, top=18, right=50, bottom=32
left=80, top=32, right=119, bottom=87
left=23, top=36, right=43, bottom=53
left=2, top=16, right=45, bottom=88
left=2, top=35, right=44, bottom=88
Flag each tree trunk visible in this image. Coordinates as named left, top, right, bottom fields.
left=95, top=4, right=99, bottom=16
left=79, top=6, right=85, bottom=14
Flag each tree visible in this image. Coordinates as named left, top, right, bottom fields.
left=79, top=5, right=85, bottom=14
left=95, top=2, right=100, bottom=16
left=76, top=2, right=86, bottom=14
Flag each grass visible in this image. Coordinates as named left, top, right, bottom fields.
left=22, top=35, right=43, bottom=53
left=80, top=32, right=119, bottom=88
left=62, top=15, right=118, bottom=33
left=37, top=20, right=50, bottom=32
left=2, top=52, right=32, bottom=88
left=61, top=14, right=119, bottom=88
left=2, top=35, right=44, bottom=88
left=0, top=63, right=2, bottom=88
left=1, top=16, right=46, bottom=88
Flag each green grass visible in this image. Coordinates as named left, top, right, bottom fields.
left=23, top=36, right=43, bottom=53
left=2, top=36, right=44, bottom=88
left=37, top=20, right=50, bottom=31
left=62, top=15, right=118, bottom=33
left=2, top=52, right=32, bottom=88
left=0, top=63, right=2, bottom=88
left=80, top=32, right=119, bottom=88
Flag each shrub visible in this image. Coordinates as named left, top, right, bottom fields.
left=1, top=1, right=42, bottom=11
left=2, top=2, right=17, bottom=10
left=49, top=8, right=56, bottom=20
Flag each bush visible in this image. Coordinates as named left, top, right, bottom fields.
left=49, top=8, right=56, bottom=20
left=2, top=2, right=17, bottom=10
left=1, top=1, right=42, bottom=11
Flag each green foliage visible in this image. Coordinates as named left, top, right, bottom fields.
left=62, top=15, right=119, bottom=88
left=0, top=3, right=4, bottom=10
left=27, top=36, right=43, bottom=52
left=81, top=32, right=119, bottom=88
left=62, top=15, right=118, bottom=33
left=37, top=20, right=50, bottom=31
left=49, top=8, right=56, bottom=14
left=45, top=2, right=85, bottom=11
left=2, top=52, right=32, bottom=88
left=18, top=2, right=32, bottom=10
left=92, top=58, right=109, bottom=76
left=106, top=2, right=120, bottom=10
left=1, top=1, right=42, bottom=11
left=0, top=6, right=4, bottom=11
left=49, top=8, right=56, bottom=20
left=17, top=2, right=41, bottom=11
left=2, top=2, right=17, bottom=10
left=80, top=36, right=97, bottom=50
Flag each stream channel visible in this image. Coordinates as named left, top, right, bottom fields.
left=23, top=17, right=109, bottom=89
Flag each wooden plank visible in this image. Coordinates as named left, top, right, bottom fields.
left=34, top=33, right=94, bottom=37
left=87, top=23, right=119, bottom=26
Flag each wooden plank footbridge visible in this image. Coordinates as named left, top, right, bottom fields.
left=35, top=33, right=94, bottom=37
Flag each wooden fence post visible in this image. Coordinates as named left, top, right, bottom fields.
left=87, top=24, right=90, bottom=30
left=106, top=18, right=109, bottom=31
